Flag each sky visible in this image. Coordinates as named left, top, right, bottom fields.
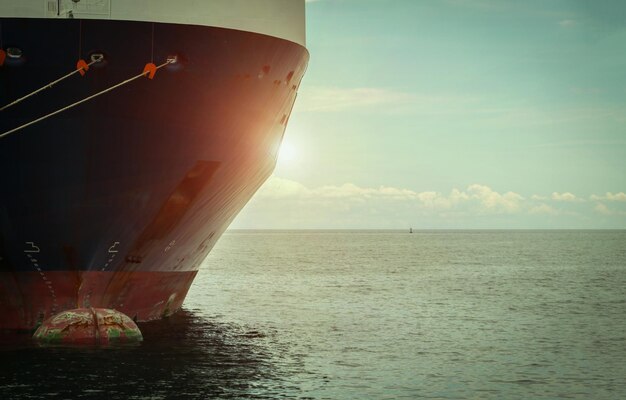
left=232, top=0, right=626, bottom=229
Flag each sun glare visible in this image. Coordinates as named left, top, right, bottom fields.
left=277, top=141, right=297, bottom=164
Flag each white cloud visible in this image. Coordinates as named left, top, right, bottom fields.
left=529, top=204, right=560, bottom=215
left=294, top=86, right=482, bottom=115
left=233, top=177, right=626, bottom=228
left=594, top=203, right=612, bottom=215
left=295, top=86, right=414, bottom=113
left=257, top=177, right=309, bottom=199
left=590, top=192, right=626, bottom=202
left=256, top=177, right=525, bottom=214
left=593, top=202, right=626, bottom=216
left=551, top=192, right=581, bottom=202
left=607, top=192, right=626, bottom=201
left=467, top=184, right=524, bottom=213
left=559, top=19, right=576, bottom=28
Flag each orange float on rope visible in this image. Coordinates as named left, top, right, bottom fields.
left=0, top=49, right=6, bottom=67
left=76, top=59, right=89, bottom=76
left=143, top=62, right=157, bottom=79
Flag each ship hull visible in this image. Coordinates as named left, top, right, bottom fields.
left=0, top=18, right=308, bottom=330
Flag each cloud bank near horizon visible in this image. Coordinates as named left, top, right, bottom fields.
left=230, top=176, right=626, bottom=229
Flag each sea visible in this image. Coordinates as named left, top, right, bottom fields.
left=1, top=230, right=625, bottom=399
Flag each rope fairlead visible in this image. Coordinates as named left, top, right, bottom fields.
left=0, top=55, right=103, bottom=112
left=0, top=58, right=176, bottom=140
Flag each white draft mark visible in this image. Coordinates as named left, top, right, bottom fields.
left=108, top=242, right=120, bottom=253
left=25, top=246, right=57, bottom=313
left=102, top=241, right=121, bottom=271
left=24, top=242, right=41, bottom=253
left=164, top=240, right=176, bottom=253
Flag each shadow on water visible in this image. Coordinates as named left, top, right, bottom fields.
left=0, top=309, right=282, bottom=399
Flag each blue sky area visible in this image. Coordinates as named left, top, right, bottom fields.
left=232, top=0, right=626, bottom=229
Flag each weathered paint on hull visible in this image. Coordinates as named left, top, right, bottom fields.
left=33, top=307, right=143, bottom=345
left=0, top=271, right=197, bottom=330
left=0, top=18, right=308, bottom=330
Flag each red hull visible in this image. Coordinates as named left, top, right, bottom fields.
left=0, top=270, right=197, bottom=330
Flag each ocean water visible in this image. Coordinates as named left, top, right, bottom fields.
left=1, top=230, right=625, bottom=399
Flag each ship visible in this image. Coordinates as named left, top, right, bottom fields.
left=0, top=0, right=308, bottom=332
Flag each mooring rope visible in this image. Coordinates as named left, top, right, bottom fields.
left=0, top=57, right=102, bottom=112
left=0, top=59, right=174, bottom=140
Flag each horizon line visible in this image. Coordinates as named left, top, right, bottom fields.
left=226, top=228, right=626, bottom=231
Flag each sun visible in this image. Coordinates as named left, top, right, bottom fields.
left=277, top=141, right=297, bottom=165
